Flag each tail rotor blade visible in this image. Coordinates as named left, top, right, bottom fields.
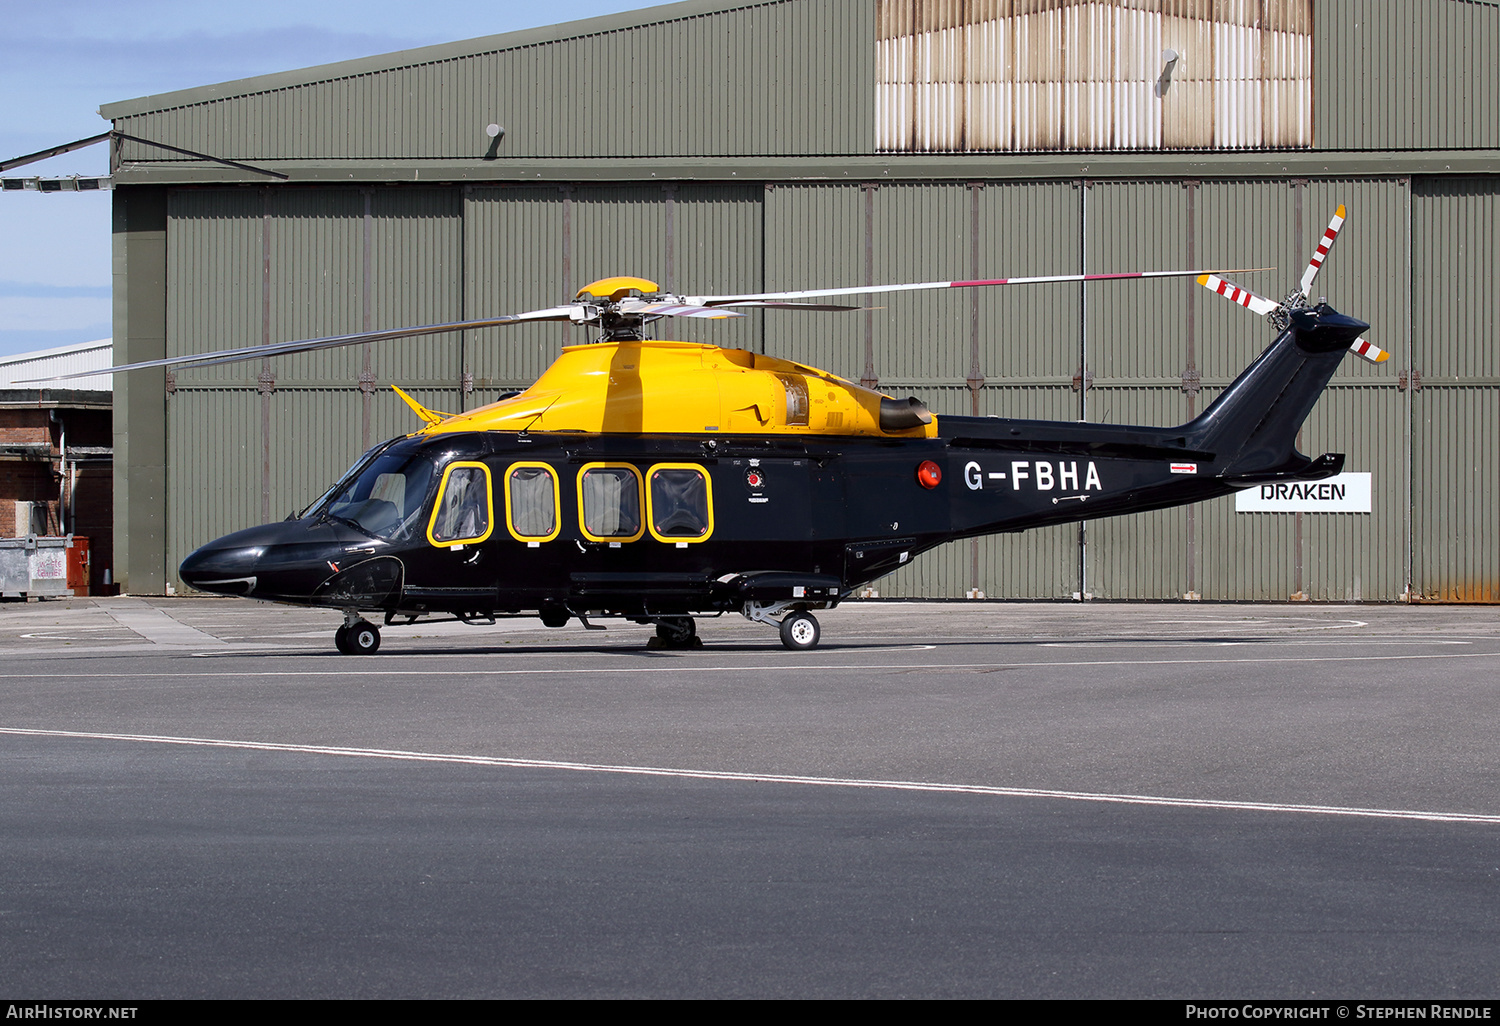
left=1348, top=337, right=1390, bottom=364
left=1197, top=273, right=1279, bottom=316
left=1300, top=204, right=1347, bottom=296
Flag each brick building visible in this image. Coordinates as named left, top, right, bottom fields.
left=1, top=342, right=115, bottom=594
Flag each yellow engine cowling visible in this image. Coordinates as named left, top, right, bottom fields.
left=425, top=341, right=937, bottom=439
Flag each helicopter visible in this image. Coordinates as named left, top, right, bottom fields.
left=42, top=207, right=1384, bottom=653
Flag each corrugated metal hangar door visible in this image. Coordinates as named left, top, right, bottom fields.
left=764, top=179, right=1412, bottom=602
left=1411, top=178, right=1500, bottom=602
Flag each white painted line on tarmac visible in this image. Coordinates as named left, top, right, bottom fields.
left=6, top=647, right=1499, bottom=679
left=4, top=725, right=1498, bottom=827
left=914, top=633, right=1500, bottom=643
left=1038, top=638, right=1473, bottom=648
left=1151, top=618, right=1368, bottom=630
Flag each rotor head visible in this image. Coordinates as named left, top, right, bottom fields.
left=575, top=276, right=662, bottom=303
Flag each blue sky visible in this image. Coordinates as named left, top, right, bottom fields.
left=0, top=0, right=643, bottom=359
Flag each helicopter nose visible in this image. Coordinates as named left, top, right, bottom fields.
left=179, top=532, right=271, bottom=596
left=179, top=520, right=351, bottom=600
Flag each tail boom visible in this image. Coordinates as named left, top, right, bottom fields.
left=930, top=303, right=1366, bottom=542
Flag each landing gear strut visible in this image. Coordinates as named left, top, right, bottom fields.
left=741, top=601, right=823, bottom=651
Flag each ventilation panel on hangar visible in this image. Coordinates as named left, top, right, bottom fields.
left=875, top=0, right=1313, bottom=152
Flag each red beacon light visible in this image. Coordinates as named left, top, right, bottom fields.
left=916, top=460, right=942, bottom=489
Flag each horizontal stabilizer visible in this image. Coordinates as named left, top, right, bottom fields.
left=1225, top=452, right=1345, bottom=487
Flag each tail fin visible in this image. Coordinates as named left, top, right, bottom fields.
left=1187, top=304, right=1369, bottom=482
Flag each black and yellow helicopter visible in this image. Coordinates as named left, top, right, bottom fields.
left=52, top=207, right=1384, bottom=653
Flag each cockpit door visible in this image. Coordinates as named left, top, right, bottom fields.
left=402, top=460, right=500, bottom=606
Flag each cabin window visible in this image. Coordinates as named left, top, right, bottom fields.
left=505, top=463, right=560, bottom=543
left=647, top=464, right=714, bottom=543
left=427, top=462, right=494, bottom=547
left=578, top=464, right=644, bottom=542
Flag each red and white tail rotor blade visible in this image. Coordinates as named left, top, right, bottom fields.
left=1196, top=273, right=1279, bottom=317
left=1300, top=204, right=1347, bottom=297
left=1348, top=337, right=1390, bottom=364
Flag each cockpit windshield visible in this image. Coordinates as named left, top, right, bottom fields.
left=295, top=440, right=397, bottom=521
left=317, top=445, right=437, bottom=541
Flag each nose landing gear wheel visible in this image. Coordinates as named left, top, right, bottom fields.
left=779, top=611, right=820, bottom=650
left=336, top=620, right=381, bottom=654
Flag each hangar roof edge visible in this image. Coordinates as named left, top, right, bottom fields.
left=105, top=150, right=1500, bottom=187
left=99, top=0, right=768, bottom=119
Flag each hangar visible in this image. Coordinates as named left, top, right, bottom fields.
left=103, top=0, right=1499, bottom=602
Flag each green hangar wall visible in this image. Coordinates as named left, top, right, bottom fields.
left=104, top=0, right=1500, bottom=602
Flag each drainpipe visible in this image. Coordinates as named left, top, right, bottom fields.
left=49, top=409, right=65, bottom=537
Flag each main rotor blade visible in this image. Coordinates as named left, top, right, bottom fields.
left=711, top=300, right=868, bottom=312
left=683, top=268, right=1271, bottom=307
left=22, top=307, right=578, bottom=382
left=1300, top=205, right=1347, bottom=297
left=1197, top=273, right=1280, bottom=317
left=622, top=300, right=744, bottom=320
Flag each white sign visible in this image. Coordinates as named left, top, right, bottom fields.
left=1235, top=472, right=1372, bottom=513
left=28, top=549, right=67, bottom=579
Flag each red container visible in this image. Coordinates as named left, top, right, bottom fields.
left=65, top=536, right=90, bottom=596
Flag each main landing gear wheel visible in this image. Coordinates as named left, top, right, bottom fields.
left=779, top=611, right=820, bottom=651
left=648, top=616, right=701, bottom=649
left=335, top=620, right=381, bottom=654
